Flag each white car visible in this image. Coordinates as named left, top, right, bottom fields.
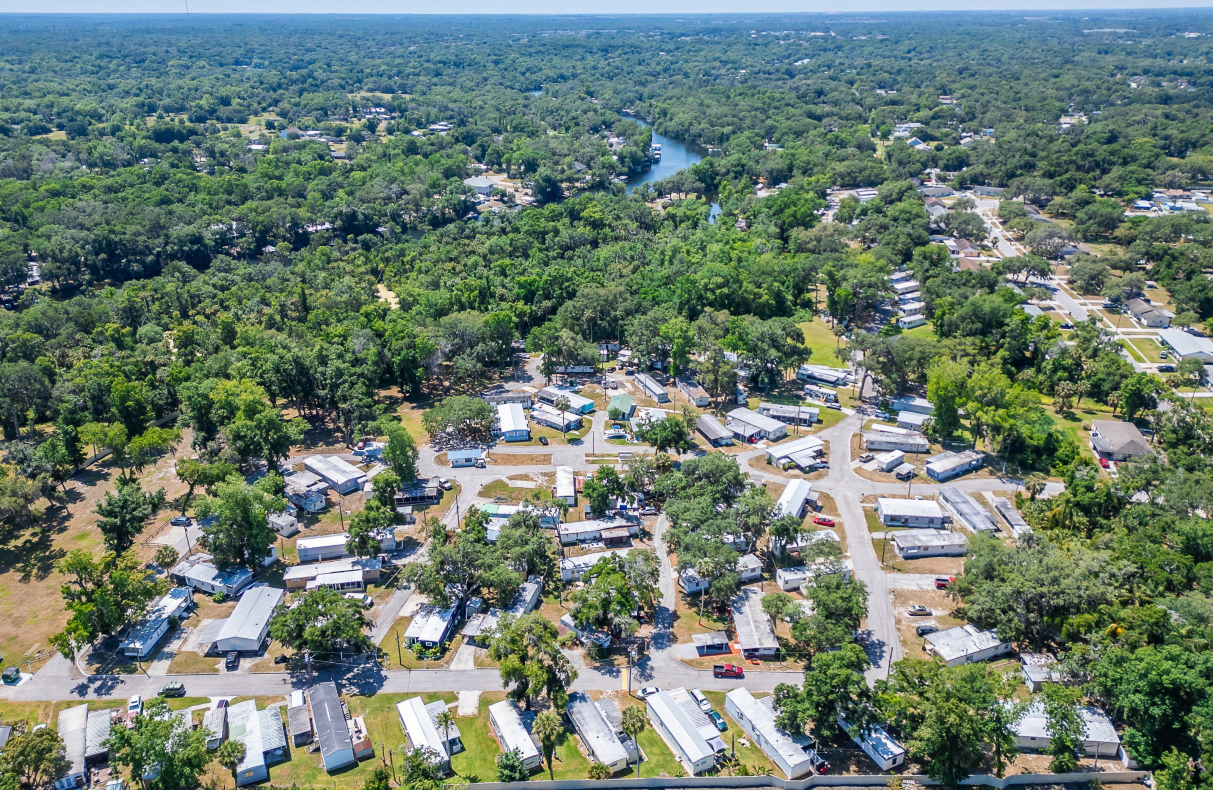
left=689, top=688, right=712, bottom=712
left=127, top=695, right=142, bottom=715
left=344, top=593, right=374, bottom=608
left=637, top=687, right=660, bottom=699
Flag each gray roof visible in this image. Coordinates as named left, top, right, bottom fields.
left=309, top=682, right=354, bottom=761
left=216, top=585, right=284, bottom=644
left=696, top=414, right=732, bottom=441
left=646, top=691, right=715, bottom=763
left=891, top=530, right=968, bottom=549
left=938, top=488, right=998, bottom=533
left=568, top=691, right=630, bottom=767
left=730, top=586, right=778, bottom=653
left=1091, top=420, right=1152, bottom=458
left=85, top=709, right=114, bottom=759
left=57, top=704, right=88, bottom=780
left=692, top=631, right=730, bottom=648
left=288, top=705, right=312, bottom=739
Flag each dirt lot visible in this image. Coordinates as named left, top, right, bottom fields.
left=892, top=588, right=966, bottom=660
left=0, top=436, right=193, bottom=672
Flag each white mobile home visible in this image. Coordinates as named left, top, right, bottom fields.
left=1011, top=701, right=1121, bottom=758
left=726, top=689, right=819, bottom=779
left=890, top=530, right=968, bottom=558
left=766, top=435, right=825, bottom=471
left=568, top=692, right=636, bottom=774
left=556, top=518, right=637, bottom=546
left=230, top=700, right=289, bottom=786
left=874, top=450, right=905, bottom=472
left=926, top=450, right=984, bottom=481
left=774, top=479, right=814, bottom=519
left=992, top=497, right=1032, bottom=538
left=553, top=466, right=577, bottom=505
left=397, top=697, right=462, bottom=775
left=796, top=365, right=851, bottom=386
left=676, top=377, right=710, bottom=406
left=897, top=411, right=930, bottom=431
left=283, top=557, right=382, bottom=590
left=862, top=431, right=930, bottom=453
left=488, top=701, right=541, bottom=772
left=730, top=586, right=778, bottom=658
left=924, top=625, right=1013, bottom=666
left=531, top=403, right=583, bottom=432
left=890, top=396, right=934, bottom=415
left=120, top=587, right=193, bottom=658
left=696, top=415, right=734, bottom=447
left=284, top=471, right=329, bottom=513
left=403, top=604, right=457, bottom=649
left=303, top=455, right=366, bottom=494
left=560, top=549, right=630, bottom=582
left=876, top=498, right=946, bottom=528
left=836, top=714, right=906, bottom=771
left=645, top=691, right=717, bottom=775
left=170, top=552, right=256, bottom=598
left=54, top=705, right=88, bottom=790
left=726, top=408, right=787, bottom=442
left=538, top=386, right=595, bottom=414
left=214, top=585, right=285, bottom=653
left=758, top=402, right=820, bottom=426
left=635, top=372, right=670, bottom=403
left=898, top=314, right=927, bottom=329
left=268, top=512, right=299, bottom=537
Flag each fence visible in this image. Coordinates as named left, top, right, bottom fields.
left=446, top=770, right=1149, bottom=790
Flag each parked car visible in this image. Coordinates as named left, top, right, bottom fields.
left=934, top=576, right=954, bottom=590
left=636, top=687, right=660, bottom=699
left=908, top=605, right=931, bottom=617
left=813, top=516, right=835, bottom=527
left=128, top=695, right=143, bottom=715
left=1060, top=322, right=1075, bottom=329
left=539, top=436, right=549, bottom=446
left=225, top=652, right=240, bottom=671
left=689, top=689, right=712, bottom=712
left=170, top=516, right=192, bottom=527
left=344, top=592, right=374, bottom=608
left=274, top=654, right=289, bottom=664
left=610, top=380, right=618, bottom=389
left=158, top=682, right=185, bottom=698
left=827, top=402, right=842, bottom=410
left=1160, top=350, right=1169, bottom=359
left=438, top=478, right=453, bottom=491
left=1159, top=364, right=1175, bottom=372
left=858, top=453, right=874, bottom=463
left=1099, top=457, right=1111, bottom=469
left=916, top=624, right=939, bottom=637
left=810, top=754, right=831, bottom=775
left=713, top=664, right=744, bottom=679
left=707, top=711, right=728, bottom=732
left=639, top=506, right=657, bottom=516
left=873, top=411, right=890, bottom=421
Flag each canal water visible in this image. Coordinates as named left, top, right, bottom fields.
left=624, top=117, right=721, bottom=222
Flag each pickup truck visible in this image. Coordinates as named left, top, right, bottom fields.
left=713, top=664, right=745, bottom=679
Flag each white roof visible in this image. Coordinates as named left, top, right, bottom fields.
left=283, top=557, right=381, bottom=583
left=216, top=585, right=284, bottom=644
left=121, top=587, right=193, bottom=651
left=489, top=701, right=540, bottom=764
left=767, top=435, right=824, bottom=462
left=925, top=624, right=1008, bottom=662
left=539, top=387, right=593, bottom=411
left=726, top=689, right=814, bottom=769
left=730, top=586, right=778, bottom=652
left=647, top=691, right=714, bottom=763
left=305, top=455, right=365, bottom=486
left=891, top=530, right=968, bottom=549
left=898, top=411, right=929, bottom=427
left=877, top=498, right=943, bottom=519
left=568, top=692, right=630, bottom=767
left=297, top=533, right=350, bottom=552
left=532, top=403, right=581, bottom=428
left=497, top=402, right=527, bottom=434
left=837, top=713, right=906, bottom=763
left=555, top=466, right=576, bottom=498
left=397, top=697, right=448, bottom=757
left=560, top=548, right=630, bottom=574
left=403, top=605, right=456, bottom=643
left=306, top=570, right=364, bottom=589
left=1012, top=701, right=1120, bottom=746
left=1160, top=327, right=1213, bottom=358
left=728, top=407, right=785, bottom=434
left=774, top=479, right=814, bottom=518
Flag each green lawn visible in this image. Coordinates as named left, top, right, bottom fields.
left=477, top=479, right=554, bottom=504
left=1120, top=340, right=1146, bottom=364
left=796, top=318, right=848, bottom=363
left=1129, top=337, right=1165, bottom=363
left=448, top=696, right=502, bottom=783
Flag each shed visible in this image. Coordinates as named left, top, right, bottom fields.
left=287, top=703, right=313, bottom=747
left=691, top=631, right=730, bottom=656
left=310, top=682, right=357, bottom=772
left=214, top=585, right=285, bottom=653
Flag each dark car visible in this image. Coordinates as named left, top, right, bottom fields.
left=225, top=652, right=239, bottom=671
left=707, top=710, right=728, bottom=732
left=170, top=516, right=192, bottom=527
left=1159, top=364, right=1175, bottom=372
left=810, top=754, right=831, bottom=775
left=158, top=682, right=186, bottom=698
left=539, top=436, right=549, bottom=446
left=916, top=624, right=939, bottom=637
left=713, top=664, right=744, bottom=679
left=274, top=654, right=289, bottom=664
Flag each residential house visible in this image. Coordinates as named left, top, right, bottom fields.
left=553, top=466, right=577, bottom=505
left=53, top=705, right=88, bottom=790
left=890, top=396, right=934, bottom=415
left=538, top=387, right=595, bottom=413
left=992, top=497, right=1032, bottom=538
left=284, top=471, right=329, bottom=513
left=120, top=587, right=193, bottom=658
left=482, top=390, right=533, bottom=407
left=836, top=714, right=906, bottom=770
left=696, top=415, right=734, bottom=447
left=283, top=557, right=382, bottom=590
left=863, top=430, right=930, bottom=453
left=560, top=549, right=629, bottom=582
left=403, top=604, right=457, bottom=650
left=898, top=315, right=927, bottom=330
left=531, top=403, right=583, bottom=432
left=397, top=697, right=462, bottom=776
left=726, top=689, right=821, bottom=779
left=924, top=625, right=1013, bottom=666
left=488, top=701, right=541, bottom=772
left=169, top=552, right=257, bottom=598
left=897, top=411, right=930, bottom=431
left=635, top=372, right=670, bottom=403
left=568, top=692, right=637, bottom=774
left=925, top=450, right=984, bottom=481
left=1159, top=328, right=1213, bottom=363
left=876, top=498, right=946, bottom=528
left=448, top=449, right=486, bottom=468
left=890, top=530, right=968, bottom=558
left=939, top=488, right=998, bottom=533
left=645, top=691, right=717, bottom=775
left=227, top=700, right=289, bottom=785
left=774, top=479, right=815, bottom=519
left=558, top=518, right=637, bottom=546
left=796, top=365, right=851, bottom=386
left=1090, top=420, right=1153, bottom=461
left=214, top=585, right=285, bottom=653
left=874, top=450, right=905, bottom=472
left=268, top=512, right=299, bottom=537
left=1124, top=298, right=1172, bottom=327
left=1010, top=701, right=1121, bottom=758
left=1020, top=653, right=1065, bottom=692
left=758, top=402, right=819, bottom=426
left=726, top=408, right=788, bottom=443
left=309, top=683, right=357, bottom=773
left=608, top=392, right=636, bottom=419
left=765, top=435, right=826, bottom=471
left=730, top=586, right=779, bottom=659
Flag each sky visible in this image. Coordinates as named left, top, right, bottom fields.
left=1, top=1, right=1212, bottom=11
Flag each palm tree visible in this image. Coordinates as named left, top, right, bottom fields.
left=620, top=706, right=647, bottom=778
left=216, top=740, right=247, bottom=789
left=1073, top=380, right=1089, bottom=408
left=1107, top=391, right=1121, bottom=418
left=1023, top=473, right=1047, bottom=502
left=588, top=762, right=612, bottom=780
left=533, top=710, right=564, bottom=780
left=694, top=556, right=722, bottom=625
left=436, top=709, right=456, bottom=757
left=554, top=395, right=572, bottom=441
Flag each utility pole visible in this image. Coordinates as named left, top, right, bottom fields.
left=305, top=650, right=314, bottom=686
left=396, top=631, right=402, bottom=667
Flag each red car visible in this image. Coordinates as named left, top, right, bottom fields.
left=713, top=664, right=745, bottom=679
left=935, top=576, right=955, bottom=590
left=1098, top=458, right=1110, bottom=469
left=813, top=516, right=835, bottom=527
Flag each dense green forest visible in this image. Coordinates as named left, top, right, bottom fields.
left=4, top=11, right=1213, bottom=789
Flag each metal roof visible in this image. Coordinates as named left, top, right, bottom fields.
left=727, top=407, right=785, bottom=435
left=177, top=553, right=253, bottom=591
left=85, top=709, right=114, bottom=759
left=403, top=604, right=456, bottom=644
left=897, top=411, right=929, bottom=427
left=1160, top=327, right=1213, bottom=359
left=692, top=631, right=730, bottom=648
left=497, top=403, right=527, bottom=434
left=306, top=570, right=364, bottom=589
left=730, top=586, right=778, bottom=653
left=634, top=372, right=667, bottom=398
left=121, top=587, right=192, bottom=652
left=397, top=697, right=447, bottom=759
left=1012, top=701, right=1119, bottom=746
left=489, top=701, right=540, bottom=765
left=568, top=692, right=630, bottom=767
left=555, top=466, right=576, bottom=499
left=891, top=530, right=968, bottom=549
left=304, top=455, right=365, bottom=487
left=775, top=479, right=814, bottom=518
left=560, top=548, right=630, bottom=575
left=227, top=700, right=272, bottom=775
left=297, top=533, right=350, bottom=551
left=646, top=691, right=715, bottom=763
left=938, top=488, right=997, bottom=533
left=309, top=682, right=354, bottom=761
left=696, top=414, right=732, bottom=441
left=991, top=498, right=1031, bottom=536
left=539, top=387, right=593, bottom=410
left=216, top=585, right=284, bottom=645
left=876, top=498, right=943, bottom=519
left=726, top=689, right=815, bottom=771
left=924, top=625, right=1008, bottom=662
left=284, top=557, right=381, bottom=584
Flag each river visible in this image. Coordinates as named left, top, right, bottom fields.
left=624, top=117, right=721, bottom=222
